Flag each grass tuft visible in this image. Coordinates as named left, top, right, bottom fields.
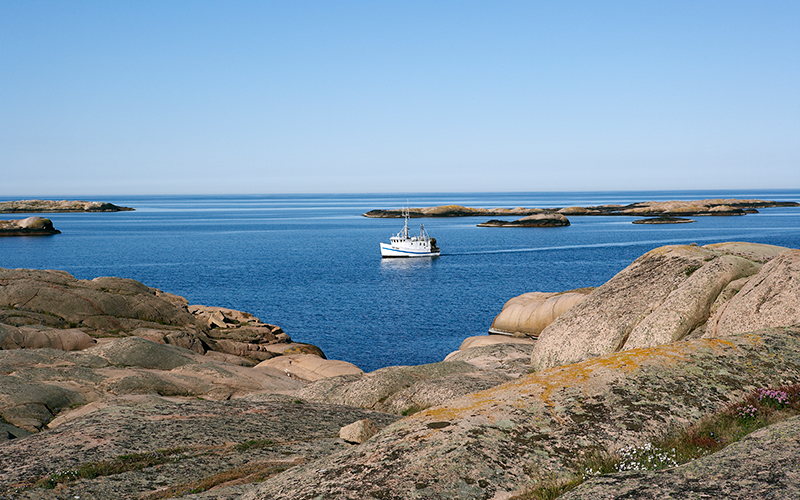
left=35, top=448, right=186, bottom=489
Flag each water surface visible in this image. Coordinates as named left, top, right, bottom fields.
left=2, top=190, right=799, bottom=371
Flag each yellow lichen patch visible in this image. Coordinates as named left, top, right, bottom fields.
left=410, top=338, right=746, bottom=428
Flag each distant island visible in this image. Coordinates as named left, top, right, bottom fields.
left=363, top=198, right=799, bottom=219
left=0, top=199, right=134, bottom=213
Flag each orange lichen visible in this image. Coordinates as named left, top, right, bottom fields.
left=410, top=338, right=749, bottom=428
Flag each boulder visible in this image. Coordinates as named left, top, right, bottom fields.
left=255, top=354, right=363, bottom=382
left=531, top=244, right=769, bottom=370
left=339, top=418, right=378, bottom=444
left=705, top=249, right=800, bottom=338
left=489, top=291, right=589, bottom=337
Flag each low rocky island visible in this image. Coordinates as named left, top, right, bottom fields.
left=0, top=217, right=60, bottom=236
left=632, top=216, right=695, bottom=224
left=0, top=199, right=134, bottom=213
left=2, top=241, right=800, bottom=499
left=477, top=213, right=571, bottom=227
left=364, top=198, right=799, bottom=219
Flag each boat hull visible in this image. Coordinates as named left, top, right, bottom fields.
left=380, top=243, right=440, bottom=258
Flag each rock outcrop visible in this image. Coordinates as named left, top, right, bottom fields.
left=0, top=337, right=304, bottom=434
left=0, top=200, right=133, bottom=213
left=0, top=395, right=400, bottom=499
left=704, top=248, right=800, bottom=338
left=0, top=217, right=60, bottom=236
left=242, top=327, right=800, bottom=499
left=530, top=242, right=787, bottom=371
left=0, top=268, right=304, bottom=365
left=489, top=290, right=590, bottom=337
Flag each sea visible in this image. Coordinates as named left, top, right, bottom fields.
left=2, top=190, right=800, bottom=372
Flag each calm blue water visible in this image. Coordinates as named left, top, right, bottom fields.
left=2, top=190, right=800, bottom=372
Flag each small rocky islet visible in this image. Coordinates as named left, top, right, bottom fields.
left=2, top=241, right=800, bottom=498
left=0, top=217, right=60, bottom=236
left=364, top=198, right=800, bottom=226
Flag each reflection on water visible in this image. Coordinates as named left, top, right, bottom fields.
left=379, top=257, right=437, bottom=271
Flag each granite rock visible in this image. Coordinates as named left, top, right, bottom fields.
left=560, top=415, right=800, bottom=500
left=530, top=243, right=776, bottom=371
left=295, top=361, right=512, bottom=414
left=242, top=327, right=800, bottom=500
left=489, top=291, right=589, bottom=337
left=705, top=248, right=800, bottom=338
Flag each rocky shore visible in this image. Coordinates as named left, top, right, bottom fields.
left=2, top=241, right=800, bottom=499
left=363, top=198, right=799, bottom=219
left=0, top=217, right=60, bottom=236
left=0, top=199, right=134, bottom=213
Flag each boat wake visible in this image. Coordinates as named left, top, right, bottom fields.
left=440, top=233, right=762, bottom=257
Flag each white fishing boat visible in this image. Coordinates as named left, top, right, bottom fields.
left=380, top=208, right=440, bottom=258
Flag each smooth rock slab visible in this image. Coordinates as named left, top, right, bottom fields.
left=0, top=395, right=400, bottom=498
left=489, top=291, right=588, bottom=337
left=255, top=354, right=363, bottom=382
left=705, top=249, right=800, bottom=338
left=531, top=244, right=773, bottom=370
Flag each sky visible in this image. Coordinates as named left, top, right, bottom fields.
left=1, top=1, right=798, bottom=196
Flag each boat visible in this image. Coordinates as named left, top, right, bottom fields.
left=380, top=207, right=440, bottom=258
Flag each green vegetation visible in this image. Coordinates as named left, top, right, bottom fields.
left=684, top=263, right=703, bottom=276
left=402, top=405, right=426, bottom=416
left=234, top=439, right=274, bottom=452
left=514, top=384, right=800, bottom=500
left=35, top=448, right=186, bottom=489
left=139, top=461, right=293, bottom=500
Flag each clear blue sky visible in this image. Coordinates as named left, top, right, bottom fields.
left=1, top=1, right=798, bottom=196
